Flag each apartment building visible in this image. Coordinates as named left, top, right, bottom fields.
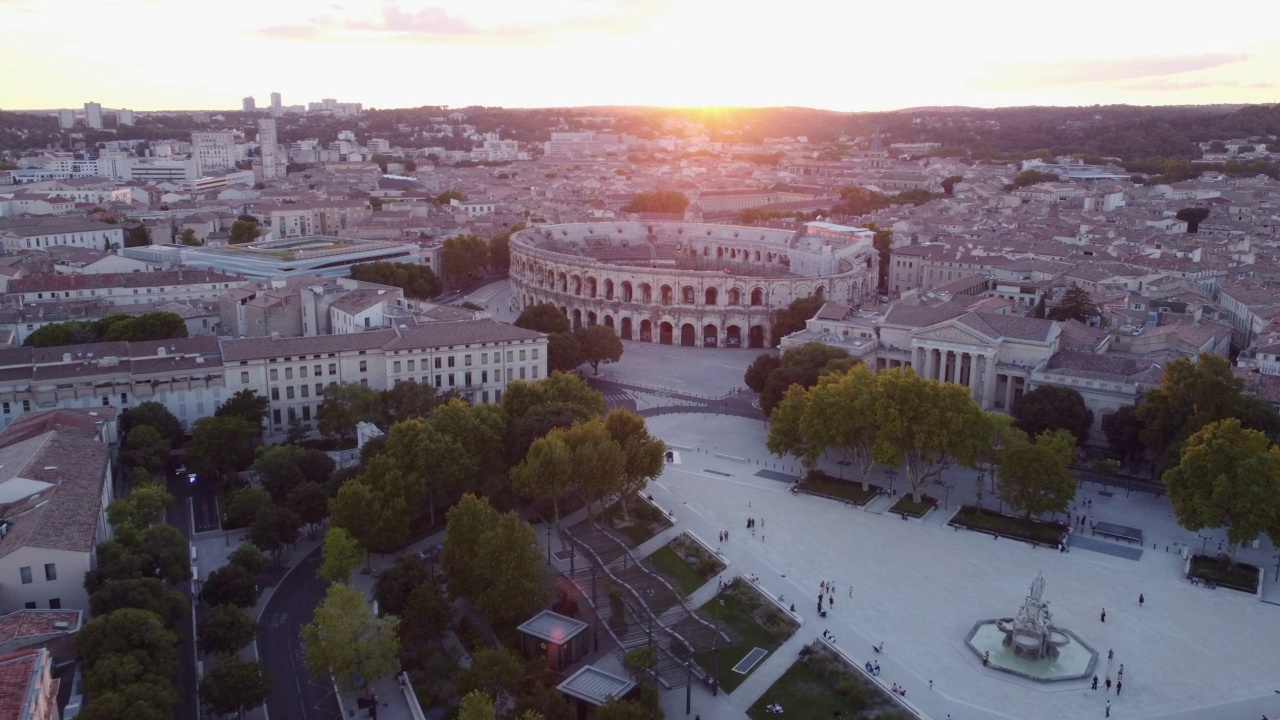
left=0, top=218, right=125, bottom=253
left=7, top=269, right=239, bottom=307
left=247, top=200, right=372, bottom=239
left=221, top=319, right=547, bottom=439
left=0, top=647, right=60, bottom=720
left=0, top=409, right=115, bottom=613
left=191, top=131, right=237, bottom=176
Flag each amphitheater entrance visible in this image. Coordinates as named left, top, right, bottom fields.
left=639, top=319, right=652, bottom=342
left=603, top=315, right=614, bottom=330
left=748, top=325, right=766, bottom=349
left=572, top=309, right=583, bottom=330
left=620, top=317, right=632, bottom=340
left=703, top=324, right=718, bottom=348
left=587, top=311, right=598, bottom=327
left=725, top=325, right=742, bottom=348
left=680, top=324, right=697, bottom=347
left=658, top=322, right=673, bottom=345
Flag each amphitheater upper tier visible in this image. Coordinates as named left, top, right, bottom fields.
left=509, top=221, right=879, bottom=348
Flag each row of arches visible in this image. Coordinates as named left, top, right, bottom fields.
left=553, top=304, right=766, bottom=348
left=530, top=272, right=804, bottom=308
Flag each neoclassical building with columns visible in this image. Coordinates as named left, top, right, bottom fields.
left=509, top=221, right=879, bottom=349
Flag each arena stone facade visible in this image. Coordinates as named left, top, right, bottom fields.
left=510, top=222, right=879, bottom=348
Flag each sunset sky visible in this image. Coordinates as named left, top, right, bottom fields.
left=4, top=0, right=1279, bottom=112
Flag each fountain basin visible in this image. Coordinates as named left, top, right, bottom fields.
left=966, top=620, right=1097, bottom=682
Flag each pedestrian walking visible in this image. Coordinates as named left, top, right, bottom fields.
left=821, top=581, right=826, bottom=592
left=762, top=534, right=765, bottom=542
left=1116, top=680, right=1122, bottom=696
left=929, top=680, right=933, bottom=690
left=1105, top=677, right=1112, bottom=692
left=1139, top=593, right=1144, bottom=608
left=1108, top=649, right=1114, bottom=661
left=1105, top=699, right=1111, bottom=718
left=1091, top=675, right=1098, bottom=690
left=829, top=595, right=834, bottom=608
left=1101, top=608, right=1107, bottom=623
left=848, top=586, right=852, bottom=598
left=1118, top=664, right=1123, bottom=680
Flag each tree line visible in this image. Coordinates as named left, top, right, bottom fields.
left=25, top=310, right=188, bottom=348
left=515, top=303, right=624, bottom=374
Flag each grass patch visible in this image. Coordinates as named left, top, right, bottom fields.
left=602, top=497, right=673, bottom=547
left=1189, top=554, right=1259, bottom=593
left=951, top=505, right=1065, bottom=545
left=693, top=580, right=797, bottom=694
left=890, top=494, right=936, bottom=518
left=647, top=533, right=724, bottom=595
left=797, top=470, right=880, bottom=506
left=747, top=642, right=910, bottom=720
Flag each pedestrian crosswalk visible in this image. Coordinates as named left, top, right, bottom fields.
left=599, top=386, right=637, bottom=411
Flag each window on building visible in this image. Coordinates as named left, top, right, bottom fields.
left=407, top=359, right=414, bottom=372
left=285, top=367, right=293, bottom=380
left=359, top=360, right=368, bottom=372
left=481, top=353, right=488, bottom=364
left=394, top=361, right=401, bottom=373
left=328, top=363, right=337, bottom=375
left=301, top=385, right=309, bottom=398
left=465, top=355, right=472, bottom=366
left=448, top=374, right=455, bottom=387
left=532, top=349, right=539, bottom=360
left=464, top=372, right=472, bottom=387
left=19, top=567, right=31, bottom=584
left=23, top=603, right=35, bottom=610
left=270, top=368, right=279, bottom=381
left=532, top=366, right=539, bottom=379
left=300, top=366, right=308, bottom=378
left=360, top=379, right=368, bottom=387
left=272, top=409, right=282, bottom=425
left=434, top=358, right=442, bottom=369
left=271, top=388, right=279, bottom=400
left=435, top=375, right=442, bottom=388
left=447, top=356, right=455, bottom=368
left=506, top=351, right=514, bottom=362
left=315, top=383, right=323, bottom=395
left=240, top=371, right=250, bottom=384
left=302, top=406, right=311, bottom=421
left=119, top=393, right=127, bottom=404
left=286, top=387, right=295, bottom=400
left=519, top=367, right=526, bottom=380
left=44, top=563, right=56, bottom=581
left=21, top=400, right=29, bottom=413
left=314, top=365, right=322, bottom=377
left=1, top=402, right=8, bottom=415
left=49, top=598, right=61, bottom=609
left=481, top=371, right=488, bottom=383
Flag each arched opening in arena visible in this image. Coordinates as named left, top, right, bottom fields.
left=658, top=321, right=673, bottom=345
left=727, top=288, right=741, bottom=305
left=751, top=288, right=764, bottom=306
left=726, top=325, right=742, bottom=348
left=603, top=279, right=614, bottom=300
left=604, top=315, right=615, bottom=330
left=639, top=319, right=652, bottom=342
left=680, top=323, right=696, bottom=347
left=681, top=286, right=695, bottom=304
left=639, top=283, right=651, bottom=303
left=572, top=309, right=583, bottom=330
left=703, top=324, right=718, bottom=348
left=621, top=317, right=633, bottom=340
left=705, top=287, right=718, bottom=306
left=586, top=277, right=598, bottom=298
left=660, top=285, right=673, bottom=305
left=587, top=311, right=597, bottom=327
left=621, top=282, right=634, bottom=302
left=748, top=325, right=765, bottom=348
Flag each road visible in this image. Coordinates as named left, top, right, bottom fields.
left=165, top=468, right=205, bottom=720
left=258, top=548, right=341, bottom=720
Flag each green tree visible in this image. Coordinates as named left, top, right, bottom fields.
left=200, top=656, right=270, bottom=718
left=201, top=565, right=259, bottom=608
left=797, top=364, right=879, bottom=489
left=138, top=524, right=193, bottom=584
left=502, top=373, right=607, bottom=422
left=215, top=389, right=269, bottom=426
left=253, top=444, right=335, bottom=503
left=594, top=698, right=651, bottom=720
left=511, top=429, right=575, bottom=525
left=1175, top=206, right=1210, bottom=233
left=228, top=542, right=269, bottom=576
left=76, top=608, right=178, bottom=670
left=1102, top=405, right=1145, bottom=462
left=863, top=222, right=894, bottom=291
left=996, top=429, right=1078, bottom=520
left=107, top=480, right=173, bottom=531
left=759, top=342, right=852, bottom=416
left=331, top=475, right=409, bottom=554
left=489, top=224, right=523, bottom=269
left=575, top=325, right=623, bottom=374
left=384, top=417, right=471, bottom=525
left=120, top=402, right=184, bottom=444
left=23, top=320, right=95, bottom=347
left=873, top=368, right=989, bottom=502
left=442, top=493, right=499, bottom=601
left=1012, top=385, right=1093, bottom=446
left=349, top=261, right=444, bottom=299
left=1047, top=284, right=1100, bottom=323
left=88, top=578, right=187, bottom=627
left=604, top=408, right=665, bottom=518
left=459, top=691, right=497, bottom=720
left=562, top=419, right=627, bottom=518
left=547, top=331, right=585, bottom=373
left=769, top=295, right=827, bottom=348
left=126, top=224, right=151, bottom=247
left=457, top=647, right=529, bottom=708
left=288, top=481, right=331, bottom=536
left=1162, top=418, right=1280, bottom=562
left=471, top=509, right=550, bottom=626
left=399, top=581, right=453, bottom=650
left=186, top=416, right=259, bottom=487
left=120, top=425, right=171, bottom=476
left=373, top=554, right=431, bottom=617
left=244, top=499, right=299, bottom=556
left=620, top=190, right=689, bottom=214
left=1011, top=169, right=1059, bottom=188
left=434, top=189, right=467, bottom=206
left=441, top=233, right=489, bottom=285
left=515, top=303, right=571, bottom=334
left=743, top=353, right=780, bottom=393
left=228, top=219, right=263, bottom=244
left=317, top=382, right=383, bottom=443
left=381, top=380, right=443, bottom=423
left=179, top=228, right=201, bottom=246
left=223, top=486, right=271, bottom=529
left=941, top=175, right=964, bottom=196
left=302, top=582, right=400, bottom=695
left=199, top=604, right=256, bottom=656
left=319, top=526, right=365, bottom=584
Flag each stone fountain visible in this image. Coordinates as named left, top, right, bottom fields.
left=965, top=572, right=1097, bottom=682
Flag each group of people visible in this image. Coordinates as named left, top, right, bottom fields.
left=889, top=683, right=907, bottom=697
left=822, top=629, right=837, bottom=643
left=763, top=702, right=784, bottom=714
left=863, top=660, right=881, bottom=676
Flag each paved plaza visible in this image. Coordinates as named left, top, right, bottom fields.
left=638, top=413, right=1280, bottom=720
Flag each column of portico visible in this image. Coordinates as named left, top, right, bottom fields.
left=967, top=353, right=980, bottom=399
left=982, top=354, right=998, bottom=409
left=1004, top=374, right=1015, bottom=410
left=922, top=346, right=935, bottom=380
left=946, top=351, right=958, bottom=384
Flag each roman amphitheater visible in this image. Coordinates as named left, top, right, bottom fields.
left=509, top=221, right=879, bottom=348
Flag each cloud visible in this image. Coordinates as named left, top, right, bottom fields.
left=981, top=53, right=1251, bottom=89
left=255, top=0, right=676, bottom=45
left=1120, top=78, right=1274, bottom=92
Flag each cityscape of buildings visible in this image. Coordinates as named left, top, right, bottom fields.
left=0, top=94, right=1278, bottom=720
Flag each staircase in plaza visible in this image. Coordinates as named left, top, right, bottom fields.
left=564, top=520, right=737, bottom=689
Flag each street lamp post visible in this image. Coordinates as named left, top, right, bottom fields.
left=591, top=566, right=599, bottom=652
left=1197, top=534, right=1212, bottom=556
left=685, top=660, right=692, bottom=715
left=943, top=483, right=951, bottom=510
left=711, top=599, right=724, bottom=696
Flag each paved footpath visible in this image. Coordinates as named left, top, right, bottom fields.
left=644, top=414, right=1280, bottom=720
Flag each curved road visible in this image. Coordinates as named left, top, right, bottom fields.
left=258, top=548, right=340, bottom=720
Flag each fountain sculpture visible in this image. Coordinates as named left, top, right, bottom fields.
left=996, top=572, right=1069, bottom=659
left=965, top=571, right=1097, bottom=682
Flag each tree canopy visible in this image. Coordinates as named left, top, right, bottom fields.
left=120, top=401, right=184, bottom=445
left=768, top=363, right=880, bottom=488
left=443, top=494, right=549, bottom=626
left=1047, top=284, right=1100, bottom=324
left=769, top=295, right=827, bottom=348
left=1175, top=206, right=1210, bottom=233
left=752, top=342, right=852, bottom=416
left=441, top=234, right=489, bottom=284
left=576, top=325, right=624, bottom=374
left=317, top=382, right=383, bottom=442
left=215, top=389, right=269, bottom=426
left=621, top=191, right=689, bottom=214
left=302, top=582, right=400, bottom=694
left=1012, top=385, right=1093, bottom=446
left=186, top=416, right=259, bottom=487
left=24, top=311, right=188, bottom=347
left=515, top=303, right=571, bottom=334
left=349, top=261, right=444, bottom=299
left=996, top=429, right=1077, bottom=519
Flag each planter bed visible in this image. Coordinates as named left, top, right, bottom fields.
left=694, top=579, right=798, bottom=694
left=647, top=533, right=724, bottom=595
left=796, top=471, right=880, bottom=506
left=950, top=505, right=1067, bottom=546
left=746, top=641, right=910, bottom=720
left=890, top=495, right=937, bottom=519
left=602, top=496, right=673, bottom=547
left=1189, top=554, right=1259, bottom=594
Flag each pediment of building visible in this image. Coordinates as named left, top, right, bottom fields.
left=913, top=323, right=994, bottom=347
